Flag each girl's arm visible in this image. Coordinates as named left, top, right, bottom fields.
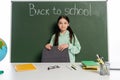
left=68, top=34, right=81, bottom=54
left=49, top=34, right=55, bottom=46
left=45, top=34, right=55, bottom=50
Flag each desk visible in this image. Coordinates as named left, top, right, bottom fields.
left=0, top=63, right=109, bottom=80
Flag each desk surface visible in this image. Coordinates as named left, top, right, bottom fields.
left=0, top=63, right=110, bottom=80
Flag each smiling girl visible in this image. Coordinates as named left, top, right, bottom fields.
left=45, top=15, right=81, bottom=62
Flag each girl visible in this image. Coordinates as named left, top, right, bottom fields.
left=45, top=15, right=81, bottom=63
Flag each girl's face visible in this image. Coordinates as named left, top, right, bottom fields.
left=58, top=18, right=69, bottom=32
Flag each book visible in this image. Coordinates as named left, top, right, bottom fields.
left=82, top=66, right=98, bottom=70
left=81, top=61, right=98, bottom=70
left=15, top=64, right=36, bottom=72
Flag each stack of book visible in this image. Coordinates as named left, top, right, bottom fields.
left=81, top=61, right=99, bottom=70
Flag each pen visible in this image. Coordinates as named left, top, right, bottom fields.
left=71, top=65, right=76, bottom=70
left=96, top=54, right=104, bottom=64
left=101, top=57, right=105, bottom=63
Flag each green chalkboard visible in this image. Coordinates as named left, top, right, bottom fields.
left=11, top=1, right=108, bottom=62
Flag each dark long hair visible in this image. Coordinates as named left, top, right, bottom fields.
left=54, top=15, right=75, bottom=46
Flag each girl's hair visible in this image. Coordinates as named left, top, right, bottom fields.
left=54, top=15, right=75, bottom=46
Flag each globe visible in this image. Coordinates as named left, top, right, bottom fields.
left=0, top=38, right=7, bottom=61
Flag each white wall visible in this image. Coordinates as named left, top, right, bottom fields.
left=107, top=0, right=120, bottom=64
left=0, top=0, right=120, bottom=65
left=0, top=0, right=11, bottom=64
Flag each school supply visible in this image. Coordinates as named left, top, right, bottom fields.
left=99, top=62, right=110, bottom=75
left=41, top=46, right=70, bottom=62
left=71, top=64, right=77, bottom=70
left=96, top=54, right=105, bottom=64
left=15, top=64, right=36, bottom=72
left=81, top=61, right=98, bottom=70
left=96, top=54, right=110, bottom=75
left=48, top=65, right=60, bottom=70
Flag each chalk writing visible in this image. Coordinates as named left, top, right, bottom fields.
left=29, top=3, right=92, bottom=16
left=29, top=3, right=50, bottom=16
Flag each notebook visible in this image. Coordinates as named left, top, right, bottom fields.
left=15, top=64, right=36, bottom=72
left=81, top=61, right=98, bottom=69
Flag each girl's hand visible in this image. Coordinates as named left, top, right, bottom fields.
left=45, top=44, right=52, bottom=50
left=58, top=44, right=68, bottom=51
